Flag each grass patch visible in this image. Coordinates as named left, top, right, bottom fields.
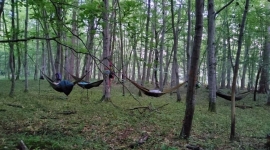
left=0, top=80, right=269, bottom=149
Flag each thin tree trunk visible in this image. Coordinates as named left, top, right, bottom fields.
left=207, top=0, right=217, bottom=112
left=240, top=37, right=250, bottom=89
left=0, top=0, right=5, bottom=17
left=185, top=0, right=192, bottom=80
left=220, top=35, right=226, bottom=88
left=116, top=0, right=125, bottom=96
left=170, top=0, right=182, bottom=101
left=226, top=21, right=232, bottom=89
left=101, top=0, right=111, bottom=102
left=140, top=0, right=151, bottom=96
left=8, top=0, right=16, bottom=97
left=230, top=0, right=249, bottom=141
left=15, top=0, right=21, bottom=80
left=34, top=22, right=39, bottom=80
left=180, top=0, right=204, bottom=139
left=258, top=40, right=269, bottom=93
left=24, top=0, right=29, bottom=92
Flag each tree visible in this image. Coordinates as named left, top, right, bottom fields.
left=230, top=0, right=249, bottom=141
left=101, top=0, right=111, bottom=102
left=258, top=40, right=269, bottom=93
left=266, top=26, right=270, bottom=105
left=8, top=0, right=16, bottom=97
left=24, top=0, right=29, bottom=92
left=140, top=0, right=150, bottom=96
left=185, top=0, right=192, bottom=80
left=170, top=0, right=182, bottom=102
left=207, top=0, right=217, bottom=112
left=180, top=0, right=204, bottom=139
left=0, top=0, right=5, bottom=18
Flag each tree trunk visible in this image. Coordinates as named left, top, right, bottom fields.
left=185, top=0, right=192, bottom=80
left=34, top=21, right=39, bottom=80
left=15, top=0, right=21, bottom=81
left=220, top=36, right=226, bottom=88
left=140, top=0, right=150, bottom=96
left=0, top=0, right=5, bottom=18
left=180, top=0, right=204, bottom=139
left=230, top=0, right=249, bottom=141
left=266, top=26, right=270, bottom=105
left=8, top=0, right=16, bottom=97
left=67, top=3, right=78, bottom=81
left=116, top=0, right=125, bottom=96
left=170, top=0, right=182, bottom=101
left=158, top=0, right=166, bottom=90
left=240, top=37, right=250, bottom=89
left=207, top=0, right=217, bottom=112
left=226, top=21, right=232, bottom=89
left=24, top=0, right=29, bottom=92
left=54, top=4, right=63, bottom=75
left=258, top=41, right=269, bottom=93
left=101, top=0, right=111, bottom=102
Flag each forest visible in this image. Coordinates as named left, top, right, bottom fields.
left=0, top=0, right=270, bottom=149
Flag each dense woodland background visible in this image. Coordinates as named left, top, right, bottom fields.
left=0, top=0, right=270, bottom=148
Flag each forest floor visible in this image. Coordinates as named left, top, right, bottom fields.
left=0, top=79, right=269, bottom=150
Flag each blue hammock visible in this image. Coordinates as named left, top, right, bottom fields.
left=42, top=72, right=86, bottom=96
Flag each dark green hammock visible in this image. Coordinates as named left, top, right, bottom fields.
left=70, top=74, right=103, bottom=89
left=126, top=77, right=187, bottom=97
left=216, top=90, right=250, bottom=101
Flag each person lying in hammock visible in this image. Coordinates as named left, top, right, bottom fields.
left=53, top=72, right=62, bottom=85
left=149, top=89, right=162, bottom=93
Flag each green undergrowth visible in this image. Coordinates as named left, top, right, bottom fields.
left=0, top=79, right=269, bottom=149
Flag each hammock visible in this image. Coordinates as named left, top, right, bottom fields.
left=126, top=77, right=187, bottom=97
left=70, top=74, right=103, bottom=89
left=216, top=90, right=250, bottom=101
left=42, top=72, right=86, bottom=96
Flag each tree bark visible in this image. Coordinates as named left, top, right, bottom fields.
left=180, top=0, right=204, bottom=139
left=140, top=0, right=150, bottom=96
left=15, top=0, right=21, bottom=81
left=185, top=0, right=192, bottom=80
left=158, top=0, right=166, bottom=90
left=230, top=0, right=249, bottom=141
left=220, top=34, right=227, bottom=88
left=240, top=37, right=250, bottom=89
left=8, top=0, right=16, bottom=97
left=116, top=0, right=125, bottom=96
left=170, top=0, right=182, bottom=101
left=207, top=0, right=217, bottom=112
left=226, top=21, right=232, bottom=89
left=24, top=0, right=29, bottom=92
left=0, top=0, right=5, bottom=18
left=258, top=41, right=269, bottom=93
left=267, top=25, right=270, bottom=105
left=101, top=0, right=111, bottom=102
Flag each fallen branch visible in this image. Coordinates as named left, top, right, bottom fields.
left=186, top=144, right=202, bottom=150
left=129, top=103, right=169, bottom=114
left=5, top=103, right=23, bottom=108
left=129, top=132, right=149, bottom=148
left=236, top=105, right=253, bottom=109
left=57, top=110, right=77, bottom=115
left=17, top=140, right=29, bottom=150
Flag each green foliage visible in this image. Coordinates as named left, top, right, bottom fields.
left=0, top=80, right=269, bottom=149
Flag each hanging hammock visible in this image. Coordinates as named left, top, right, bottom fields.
left=216, top=90, right=250, bottom=101
left=42, top=72, right=86, bottom=96
left=70, top=74, right=103, bottom=89
left=126, top=77, right=187, bottom=97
